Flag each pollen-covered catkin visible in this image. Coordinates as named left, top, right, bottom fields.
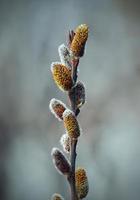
left=75, top=168, right=89, bottom=199
left=70, top=24, right=89, bottom=57
left=60, top=133, right=71, bottom=153
left=51, top=193, right=64, bottom=200
left=58, top=44, right=71, bottom=68
left=63, top=109, right=80, bottom=139
left=51, top=62, right=73, bottom=91
left=69, top=81, right=85, bottom=108
left=49, top=98, right=66, bottom=121
left=51, top=148, right=71, bottom=176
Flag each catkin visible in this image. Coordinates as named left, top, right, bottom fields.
left=49, top=98, right=66, bottom=121
left=70, top=24, right=89, bottom=57
left=75, top=168, right=89, bottom=199
left=63, top=109, right=80, bottom=139
left=51, top=148, right=71, bottom=176
left=51, top=62, right=73, bottom=91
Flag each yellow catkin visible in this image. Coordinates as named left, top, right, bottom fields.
left=70, top=24, right=89, bottom=57
left=75, top=168, right=89, bottom=199
left=51, top=62, right=73, bottom=91
left=49, top=98, right=66, bottom=121
left=51, top=193, right=64, bottom=200
left=63, top=109, right=80, bottom=139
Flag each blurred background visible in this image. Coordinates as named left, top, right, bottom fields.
left=0, top=0, right=140, bottom=199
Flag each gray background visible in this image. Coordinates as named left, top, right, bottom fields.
left=0, top=0, right=140, bottom=199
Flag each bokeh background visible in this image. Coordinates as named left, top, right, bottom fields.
left=0, top=0, right=140, bottom=199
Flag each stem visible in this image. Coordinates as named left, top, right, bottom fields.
left=68, top=58, right=79, bottom=200
left=68, top=139, right=78, bottom=200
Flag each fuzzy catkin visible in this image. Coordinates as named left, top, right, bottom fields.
left=51, top=62, right=73, bottom=91
left=69, top=81, right=85, bottom=108
left=75, top=168, right=89, bottom=199
left=63, top=109, right=80, bottom=139
left=49, top=98, right=66, bottom=121
left=70, top=24, right=89, bottom=57
left=60, top=133, right=71, bottom=153
left=51, top=148, right=71, bottom=176
left=51, top=193, right=64, bottom=200
left=58, top=44, right=71, bottom=68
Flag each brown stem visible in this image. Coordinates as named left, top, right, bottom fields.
left=69, top=58, right=79, bottom=113
left=67, top=58, right=79, bottom=200
left=67, top=139, right=78, bottom=200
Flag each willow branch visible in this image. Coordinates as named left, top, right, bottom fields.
left=67, top=59, right=79, bottom=200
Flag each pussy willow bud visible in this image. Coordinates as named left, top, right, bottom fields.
left=75, top=168, right=89, bottom=199
left=51, top=193, right=64, bottom=200
left=69, top=81, right=85, bottom=108
left=58, top=44, right=71, bottom=68
left=70, top=24, right=89, bottom=57
left=60, top=133, right=71, bottom=153
left=63, top=109, right=80, bottom=139
left=51, top=62, right=73, bottom=91
left=49, top=98, right=66, bottom=121
left=51, top=148, right=71, bottom=175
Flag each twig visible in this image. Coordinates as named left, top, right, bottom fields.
left=67, top=139, right=78, bottom=200
left=68, top=59, right=79, bottom=200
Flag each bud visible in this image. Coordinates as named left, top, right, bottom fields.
left=75, top=168, right=89, bottom=199
left=69, top=81, right=85, bottom=108
left=60, top=133, right=71, bottom=153
left=51, top=148, right=71, bottom=175
left=51, top=62, right=73, bottom=91
left=58, top=44, right=71, bottom=68
left=49, top=98, right=67, bottom=121
left=63, top=109, right=80, bottom=139
left=51, top=193, right=64, bottom=200
left=70, top=24, right=89, bottom=57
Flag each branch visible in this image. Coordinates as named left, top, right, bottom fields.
left=68, top=139, right=78, bottom=200
left=68, top=59, right=79, bottom=200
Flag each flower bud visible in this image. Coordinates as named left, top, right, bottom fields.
left=75, top=168, right=89, bottom=199
left=51, top=148, right=71, bottom=176
left=69, top=81, right=85, bottom=108
left=58, top=44, right=71, bottom=68
left=49, top=98, right=66, bottom=121
left=63, top=109, right=80, bottom=139
left=51, top=193, right=64, bottom=200
left=70, top=24, right=89, bottom=57
left=60, top=133, right=71, bottom=153
left=51, top=62, right=73, bottom=91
